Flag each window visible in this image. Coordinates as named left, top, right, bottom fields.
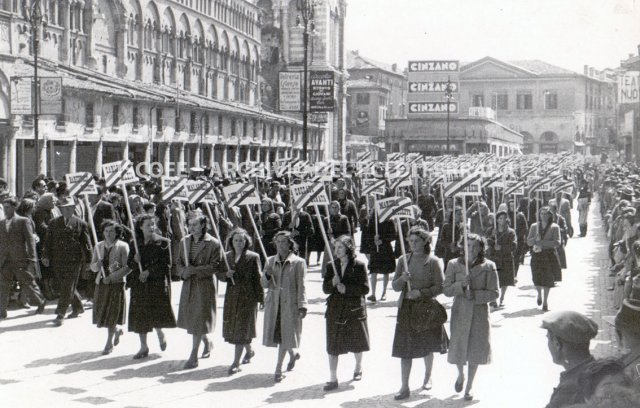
left=156, top=108, right=163, bottom=132
left=218, top=115, right=223, bottom=135
left=243, top=120, right=247, bottom=137
left=190, top=112, right=197, bottom=134
left=85, top=102, right=94, bottom=128
left=356, top=93, right=370, bottom=105
left=204, top=114, right=210, bottom=134
left=175, top=110, right=181, bottom=132
left=544, top=91, right=558, bottom=110
left=472, top=94, right=485, bottom=107
left=112, top=104, right=120, bottom=129
left=57, top=99, right=66, bottom=128
left=132, top=107, right=139, bottom=131
left=516, top=92, right=533, bottom=109
left=231, top=119, right=236, bottom=137
left=491, top=94, right=508, bottom=110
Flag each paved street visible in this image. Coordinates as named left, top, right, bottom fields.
left=0, top=200, right=621, bottom=408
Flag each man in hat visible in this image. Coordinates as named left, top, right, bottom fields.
left=542, top=310, right=599, bottom=408
left=0, top=197, right=46, bottom=319
left=603, top=298, right=640, bottom=387
left=42, top=197, right=92, bottom=326
left=576, top=180, right=592, bottom=237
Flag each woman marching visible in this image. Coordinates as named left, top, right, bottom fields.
left=391, top=227, right=448, bottom=400
left=177, top=213, right=223, bottom=369
left=90, top=220, right=130, bottom=354
left=527, top=206, right=562, bottom=312
left=127, top=214, right=176, bottom=359
left=322, top=235, right=370, bottom=391
left=443, top=233, right=499, bottom=401
left=220, top=228, right=264, bottom=375
left=488, top=211, right=517, bottom=308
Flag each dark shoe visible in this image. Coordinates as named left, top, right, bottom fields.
left=102, top=347, right=113, bottom=355
left=201, top=340, right=212, bottom=358
left=53, top=316, right=64, bottom=327
left=133, top=349, right=149, bottom=360
left=114, top=329, right=123, bottom=346
left=183, top=359, right=198, bottom=370
left=67, top=309, right=84, bottom=319
left=536, top=296, right=542, bottom=306
left=380, top=294, right=387, bottom=301
left=367, top=295, right=377, bottom=303
left=464, top=392, right=473, bottom=401
left=323, top=381, right=338, bottom=391
left=455, top=376, right=464, bottom=393
left=0, top=310, right=7, bottom=319
left=274, top=373, right=285, bottom=383
left=159, top=335, right=167, bottom=352
left=394, top=389, right=410, bottom=400
left=353, top=371, right=362, bottom=381
left=286, top=353, right=300, bottom=371
left=35, top=301, right=46, bottom=315
left=542, top=304, right=549, bottom=312
left=228, top=364, right=241, bottom=375
left=242, top=350, right=255, bottom=364
left=423, top=377, right=432, bottom=390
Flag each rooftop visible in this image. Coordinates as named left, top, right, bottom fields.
left=347, top=50, right=404, bottom=77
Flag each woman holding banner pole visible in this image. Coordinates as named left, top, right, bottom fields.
left=435, top=206, right=464, bottom=271
left=527, top=206, right=561, bottom=312
left=362, top=208, right=396, bottom=303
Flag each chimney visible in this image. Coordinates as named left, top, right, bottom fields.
left=392, top=63, right=397, bottom=72
left=589, top=67, right=594, bottom=77
left=583, top=65, right=589, bottom=75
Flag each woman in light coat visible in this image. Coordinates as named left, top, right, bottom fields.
left=443, top=233, right=499, bottom=401
left=261, top=231, right=307, bottom=383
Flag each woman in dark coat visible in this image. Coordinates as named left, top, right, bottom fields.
left=322, top=235, right=370, bottom=391
left=320, top=201, right=352, bottom=277
left=527, top=206, right=561, bottom=312
left=127, top=214, right=176, bottom=359
left=488, top=211, right=517, bottom=307
left=177, top=213, right=223, bottom=369
left=362, top=209, right=396, bottom=302
left=549, top=202, right=568, bottom=269
left=221, top=228, right=264, bottom=375
left=391, top=227, right=448, bottom=400
left=259, top=198, right=282, bottom=257
left=90, top=220, right=130, bottom=354
left=508, top=199, right=529, bottom=278
left=435, top=206, right=464, bottom=270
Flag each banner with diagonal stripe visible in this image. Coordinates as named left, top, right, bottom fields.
left=357, top=151, right=372, bottom=161
left=362, top=178, right=386, bottom=196
left=443, top=172, right=483, bottom=197
left=553, top=180, right=575, bottom=195
left=482, top=173, right=504, bottom=189
left=315, top=162, right=334, bottom=182
left=186, top=180, right=218, bottom=205
left=65, top=172, right=98, bottom=196
left=519, top=166, right=538, bottom=179
left=161, top=177, right=188, bottom=203
left=102, top=160, right=138, bottom=187
left=527, top=176, right=552, bottom=196
left=289, top=182, right=330, bottom=210
left=388, top=172, right=412, bottom=190
left=222, top=183, right=261, bottom=207
left=375, top=197, right=414, bottom=223
left=504, top=180, right=525, bottom=196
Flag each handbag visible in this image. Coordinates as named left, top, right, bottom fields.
left=410, top=297, right=448, bottom=332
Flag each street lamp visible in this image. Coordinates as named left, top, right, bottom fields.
left=444, top=77, right=454, bottom=154
left=295, top=0, right=316, bottom=161
left=23, top=0, right=45, bottom=176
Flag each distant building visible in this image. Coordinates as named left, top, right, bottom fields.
left=345, top=50, right=406, bottom=160
left=617, top=44, right=640, bottom=162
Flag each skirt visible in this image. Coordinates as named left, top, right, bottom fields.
left=128, top=280, right=177, bottom=333
left=93, top=282, right=126, bottom=328
left=530, top=249, right=561, bottom=288
left=392, top=299, right=449, bottom=359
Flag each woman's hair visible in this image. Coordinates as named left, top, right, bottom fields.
left=448, top=206, right=462, bottom=224
left=261, top=198, right=275, bottom=212
left=329, top=200, right=342, bottom=213
left=16, top=198, right=36, bottom=217
left=101, top=219, right=123, bottom=239
left=226, top=227, right=252, bottom=252
left=465, top=233, right=486, bottom=263
left=134, top=214, right=156, bottom=238
left=333, top=234, right=356, bottom=259
left=272, top=230, right=299, bottom=253
left=495, top=210, right=508, bottom=221
left=408, top=226, right=432, bottom=254
left=538, top=206, right=552, bottom=224
left=188, top=213, right=208, bottom=235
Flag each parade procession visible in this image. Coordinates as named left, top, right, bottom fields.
left=1, top=0, right=640, bottom=407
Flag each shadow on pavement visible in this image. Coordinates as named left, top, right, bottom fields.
left=159, top=365, right=228, bottom=383
left=103, top=358, right=180, bottom=380
left=58, top=354, right=161, bottom=375
left=25, top=351, right=100, bottom=368
left=366, top=301, right=398, bottom=310
left=307, top=297, right=329, bottom=305
left=340, top=392, right=480, bottom=408
left=501, top=308, right=545, bottom=319
left=0, top=319, right=52, bottom=334
left=203, top=373, right=275, bottom=391
left=518, top=285, right=536, bottom=291
left=265, top=382, right=354, bottom=403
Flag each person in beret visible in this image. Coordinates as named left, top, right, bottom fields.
left=541, top=310, right=598, bottom=408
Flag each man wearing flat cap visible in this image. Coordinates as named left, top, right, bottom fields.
left=542, top=310, right=599, bottom=408
left=43, top=197, right=92, bottom=326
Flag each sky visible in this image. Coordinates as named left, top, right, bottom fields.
left=344, top=0, right=640, bottom=73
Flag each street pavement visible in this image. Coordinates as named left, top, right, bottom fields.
left=0, top=198, right=623, bottom=408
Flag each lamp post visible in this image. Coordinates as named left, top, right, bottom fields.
left=444, top=76, right=454, bottom=154
left=295, top=0, right=316, bottom=161
left=24, top=0, right=45, bottom=176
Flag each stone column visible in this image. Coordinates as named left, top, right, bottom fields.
left=221, top=145, right=228, bottom=177
left=69, top=139, right=77, bottom=173
left=7, top=133, right=16, bottom=194
left=208, top=144, right=215, bottom=168
left=39, top=137, right=48, bottom=176
left=61, top=0, right=71, bottom=64
left=178, top=143, right=186, bottom=176
left=122, top=140, right=129, bottom=161
left=281, top=6, right=290, bottom=63
left=163, top=143, right=171, bottom=177
left=95, top=139, right=103, bottom=176
left=193, top=144, right=201, bottom=168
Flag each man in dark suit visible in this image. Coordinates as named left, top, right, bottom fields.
left=0, top=197, right=46, bottom=319
left=43, top=197, right=92, bottom=326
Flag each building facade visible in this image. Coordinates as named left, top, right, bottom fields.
left=345, top=50, right=405, bottom=160
left=459, top=57, right=616, bottom=156
left=257, top=0, right=347, bottom=160
left=0, top=0, right=325, bottom=195
left=617, top=45, right=640, bottom=162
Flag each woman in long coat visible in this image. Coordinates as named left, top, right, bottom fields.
left=362, top=210, right=396, bottom=302
left=391, top=227, right=448, bottom=400
left=90, top=220, right=130, bottom=354
left=488, top=211, right=517, bottom=307
left=527, top=206, right=561, bottom=312
left=127, top=214, right=176, bottom=359
left=177, top=213, right=223, bottom=369
left=322, top=235, right=370, bottom=391
left=261, top=231, right=307, bottom=383
left=221, top=228, right=264, bottom=375
left=443, top=233, right=499, bottom=401
left=508, top=199, right=529, bottom=278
